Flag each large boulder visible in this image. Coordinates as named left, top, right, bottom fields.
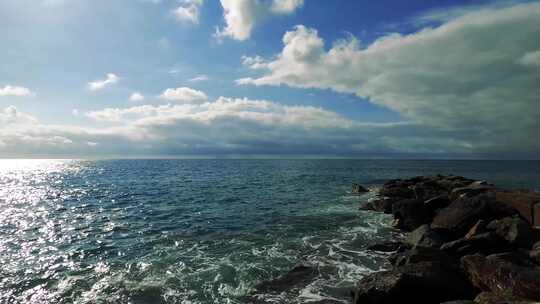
left=431, top=193, right=516, bottom=237
left=486, top=217, right=539, bottom=248
left=450, top=183, right=496, bottom=201
left=412, top=180, right=448, bottom=200
left=352, top=262, right=476, bottom=304
left=406, top=224, right=448, bottom=249
left=360, top=198, right=394, bottom=214
left=474, top=292, right=531, bottom=304
left=461, top=254, right=540, bottom=301
left=367, top=241, right=405, bottom=253
left=464, top=220, right=488, bottom=240
left=441, top=232, right=508, bottom=256
left=380, top=186, right=415, bottom=199
left=352, top=183, right=369, bottom=194
left=495, top=191, right=540, bottom=228
left=424, top=195, right=451, bottom=213
left=530, top=241, right=540, bottom=264
left=388, top=247, right=456, bottom=267
left=253, top=265, right=318, bottom=294
left=392, top=199, right=432, bottom=231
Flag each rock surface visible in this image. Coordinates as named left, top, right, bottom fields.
left=352, top=183, right=369, bottom=194
left=461, top=254, right=540, bottom=301
left=406, top=224, right=447, bottom=249
left=352, top=262, right=476, bottom=304
left=351, top=175, right=540, bottom=304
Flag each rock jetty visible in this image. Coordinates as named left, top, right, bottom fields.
left=355, top=175, right=540, bottom=304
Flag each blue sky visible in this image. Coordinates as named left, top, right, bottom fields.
left=1, top=0, right=540, bottom=158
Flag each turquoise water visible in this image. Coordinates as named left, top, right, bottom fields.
left=1, top=159, right=540, bottom=304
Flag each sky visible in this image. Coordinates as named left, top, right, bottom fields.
left=1, top=0, right=540, bottom=158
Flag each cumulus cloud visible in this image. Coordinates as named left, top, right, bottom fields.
left=88, top=73, right=119, bottom=91
left=188, top=75, right=209, bottom=82
left=270, top=0, right=304, bottom=14
left=159, top=87, right=208, bottom=103
left=215, top=0, right=303, bottom=41
left=237, top=3, right=540, bottom=152
left=172, top=0, right=204, bottom=24
left=0, top=85, right=34, bottom=97
left=129, top=92, right=145, bottom=102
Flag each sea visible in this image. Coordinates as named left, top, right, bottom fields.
left=1, top=159, right=540, bottom=304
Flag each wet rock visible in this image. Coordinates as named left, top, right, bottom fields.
left=487, top=217, right=538, bottom=248
left=488, top=251, right=538, bottom=267
left=392, top=199, right=432, bottom=231
left=367, top=241, right=405, bottom=252
left=495, top=191, right=540, bottom=227
left=352, top=183, right=369, bottom=194
left=530, top=241, right=540, bottom=264
left=450, top=183, right=496, bottom=201
left=360, top=198, right=394, bottom=214
left=474, top=292, right=530, bottom=304
left=431, top=193, right=515, bottom=237
left=130, top=285, right=166, bottom=304
left=413, top=180, right=448, bottom=200
left=406, top=224, right=448, bottom=249
left=380, top=186, right=415, bottom=199
left=254, top=265, right=318, bottom=294
left=424, top=195, right=451, bottom=213
left=441, top=232, right=508, bottom=256
left=437, top=176, right=475, bottom=192
left=461, top=254, right=540, bottom=301
left=352, top=262, right=476, bottom=304
left=388, top=247, right=456, bottom=267
left=464, top=220, right=488, bottom=240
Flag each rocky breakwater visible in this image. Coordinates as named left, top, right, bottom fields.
left=355, top=175, right=540, bottom=304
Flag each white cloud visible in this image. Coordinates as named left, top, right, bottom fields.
left=519, top=50, right=540, bottom=67
left=237, top=2, right=540, bottom=145
left=188, top=75, right=209, bottom=82
left=159, top=87, right=208, bottom=103
left=72, top=109, right=79, bottom=116
left=129, top=92, right=145, bottom=102
left=0, top=85, right=33, bottom=97
left=172, top=0, right=204, bottom=24
left=270, top=0, right=303, bottom=14
left=88, top=73, right=119, bottom=91
left=215, top=0, right=303, bottom=41
left=87, top=142, right=99, bottom=147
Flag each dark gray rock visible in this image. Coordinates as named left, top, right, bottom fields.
left=406, top=224, right=448, bottom=249
left=360, top=198, right=394, bottom=214
left=440, top=232, right=508, bottom=256
left=461, top=254, right=540, bottom=301
left=367, top=241, right=405, bottom=252
left=431, top=193, right=515, bottom=237
left=487, top=217, right=538, bottom=248
left=388, top=247, right=456, bottom=267
left=352, top=262, right=476, bottom=304
left=352, top=183, right=369, bottom=194
left=253, top=265, right=318, bottom=294
left=392, top=199, right=432, bottom=231
left=424, top=195, right=451, bottom=213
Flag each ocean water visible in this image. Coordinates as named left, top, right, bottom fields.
left=1, top=159, right=540, bottom=304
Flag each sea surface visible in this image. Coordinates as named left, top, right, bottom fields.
left=1, top=159, right=540, bottom=304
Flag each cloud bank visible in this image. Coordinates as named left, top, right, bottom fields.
left=238, top=2, right=540, bottom=155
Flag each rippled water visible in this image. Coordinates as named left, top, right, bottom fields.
left=1, top=159, right=540, bottom=304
